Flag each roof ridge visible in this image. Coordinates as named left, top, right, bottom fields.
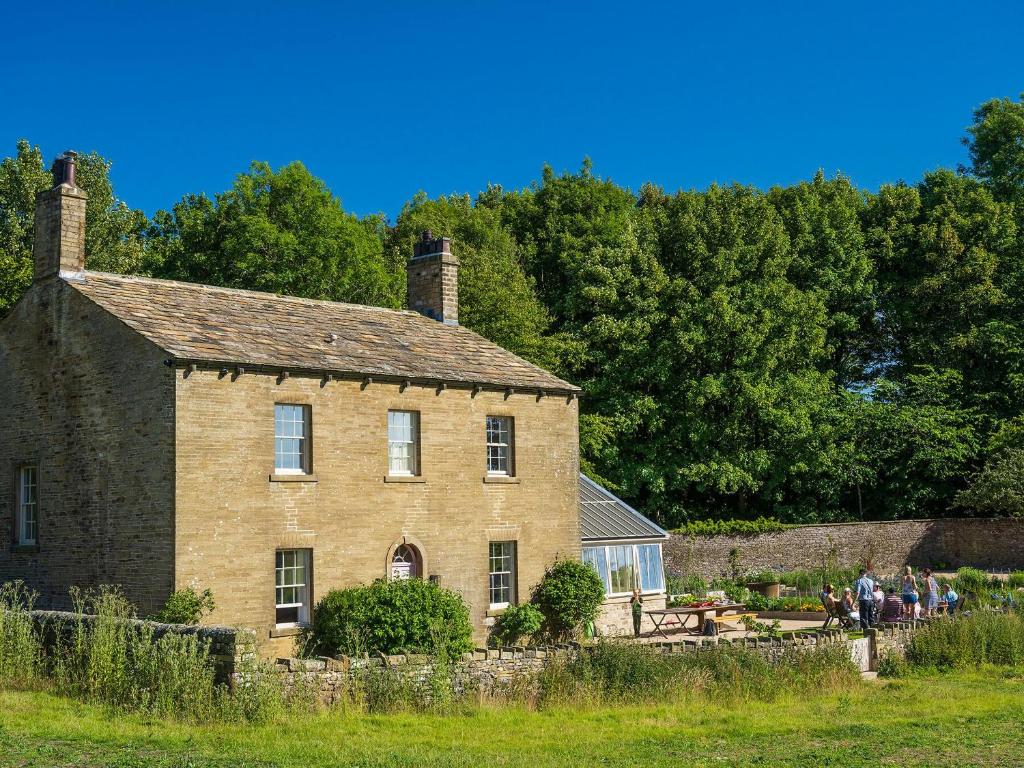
left=79, top=271, right=418, bottom=317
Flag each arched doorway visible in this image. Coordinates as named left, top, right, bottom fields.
left=390, top=544, right=421, bottom=580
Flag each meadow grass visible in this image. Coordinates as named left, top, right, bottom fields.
left=0, top=670, right=1022, bottom=767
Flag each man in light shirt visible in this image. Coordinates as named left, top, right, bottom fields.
left=855, top=568, right=875, bottom=630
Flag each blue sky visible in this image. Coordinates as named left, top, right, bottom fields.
left=3, top=2, right=1022, bottom=219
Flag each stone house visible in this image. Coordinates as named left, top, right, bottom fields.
left=579, top=475, right=669, bottom=636
left=0, top=153, right=586, bottom=655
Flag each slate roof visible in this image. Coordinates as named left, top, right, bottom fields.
left=68, top=272, right=579, bottom=392
left=579, top=474, right=668, bottom=542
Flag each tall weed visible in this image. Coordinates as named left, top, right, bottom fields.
left=906, top=611, right=1024, bottom=669
left=0, top=581, right=43, bottom=688
left=538, top=641, right=858, bottom=706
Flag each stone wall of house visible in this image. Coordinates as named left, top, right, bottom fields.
left=173, top=369, right=581, bottom=657
left=29, top=610, right=257, bottom=682
left=0, top=280, right=176, bottom=615
left=665, top=518, right=1024, bottom=581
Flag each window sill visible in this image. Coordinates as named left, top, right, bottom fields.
left=9, top=544, right=39, bottom=554
left=270, top=625, right=305, bottom=638
left=486, top=606, right=510, bottom=617
left=269, top=474, right=318, bottom=483
left=483, top=475, right=520, bottom=484
left=384, top=475, right=427, bottom=484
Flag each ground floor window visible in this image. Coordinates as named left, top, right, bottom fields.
left=583, top=542, right=664, bottom=596
left=391, top=544, right=421, bottom=580
left=488, top=541, right=516, bottom=609
left=275, top=549, right=311, bottom=626
left=16, top=466, right=38, bottom=546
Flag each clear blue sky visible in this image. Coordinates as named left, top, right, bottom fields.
left=3, top=2, right=1022, bottom=219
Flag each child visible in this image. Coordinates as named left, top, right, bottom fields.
left=941, top=582, right=959, bottom=614
left=629, top=589, right=644, bottom=637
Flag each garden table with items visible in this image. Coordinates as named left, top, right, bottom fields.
left=646, top=601, right=748, bottom=638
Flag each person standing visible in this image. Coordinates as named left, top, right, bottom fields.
left=629, top=589, right=644, bottom=637
left=855, top=568, right=875, bottom=630
left=902, top=566, right=919, bottom=620
left=921, top=569, right=939, bottom=617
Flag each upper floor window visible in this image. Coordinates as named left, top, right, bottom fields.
left=275, top=549, right=311, bottom=626
left=387, top=410, right=420, bottom=476
left=486, top=416, right=514, bottom=476
left=16, top=466, right=38, bottom=546
left=275, top=404, right=311, bottom=475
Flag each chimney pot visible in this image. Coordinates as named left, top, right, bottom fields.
left=50, top=150, right=78, bottom=187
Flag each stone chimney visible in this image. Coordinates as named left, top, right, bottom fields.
left=34, top=151, right=87, bottom=281
left=407, top=230, right=459, bottom=324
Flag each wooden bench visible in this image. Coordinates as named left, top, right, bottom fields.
left=710, top=612, right=757, bottom=630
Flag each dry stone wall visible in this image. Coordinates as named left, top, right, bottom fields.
left=30, top=610, right=257, bottom=682
left=665, top=518, right=1024, bottom=580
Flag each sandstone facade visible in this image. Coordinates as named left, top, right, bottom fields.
left=174, top=369, right=580, bottom=656
left=0, top=279, right=175, bottom=614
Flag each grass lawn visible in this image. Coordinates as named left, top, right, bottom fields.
left=1, top=671, right=1022, bottom=767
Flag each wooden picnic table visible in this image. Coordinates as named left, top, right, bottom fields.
left=646, top=603, right=747, bottom=638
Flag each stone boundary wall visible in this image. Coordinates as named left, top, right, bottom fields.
left=665, top=517, right=1024, bottom=581
left=30, top=610, right=257, bottom=682
left=267, top=621, right=940, bottom=701
left=269, top=645, right=578, bottom=704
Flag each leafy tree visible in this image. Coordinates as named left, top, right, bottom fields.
left=854, top=369, right=980, bottom=519
left=769, top=171, right=875, bottom=388
left=641, top=184, right=838, bottom=523
left=965, top=93, right=1024, bottom=205
left=0, top=140, right=146, bottom=317
left=955, top=449, right=1024, bottom=517
left=147, top=161, right=403, bottom=308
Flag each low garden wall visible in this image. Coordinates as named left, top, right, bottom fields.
left=267, top=621, right=936, bottom=700
left=30, top=610, right=257, bottom=682
left=666, top=517, right=1024, bottom=580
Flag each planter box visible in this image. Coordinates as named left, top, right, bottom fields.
left=746, top=581, right=781, bottom=598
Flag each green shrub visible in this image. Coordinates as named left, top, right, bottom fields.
left=876, top=652, right=910, bottom=678
left=1007, top=572, right=1024, bottom=589
left=152, top=587, right=215, bottom=625
left=905, top=611, right=1024, bottom=669
left=531, top=559, right=606, bottom=642
left=0, top=581, right=43, bottom=688
left=777, top=567, right=861, bottom=593
left=671, top=518, right=792, bottom=537
left=490, top=603, right=543, bottom=647
left=304, top=579, right=474, bottom=659
left=954, top=567, right=990, bottom=596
